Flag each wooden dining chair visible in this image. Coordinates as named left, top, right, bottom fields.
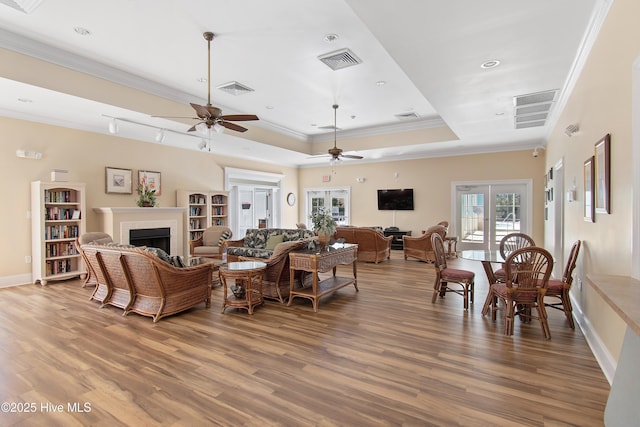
left=544, top=240, right=581, bottom=329
left=493, top=232, right=535, bottom=282
left=430, top=233, right=475, bottom=310
left=482, top=246, right=554, bottom=339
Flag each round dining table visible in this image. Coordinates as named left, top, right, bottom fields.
left=459, top=250, right=504, bottom=284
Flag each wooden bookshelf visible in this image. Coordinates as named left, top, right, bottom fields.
left=177, top=190, right=228, bottom=241
left=31, top=181, right=86, bottom=285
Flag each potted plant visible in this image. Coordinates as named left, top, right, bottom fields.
left=310, top=207, right=336, bottom=247
left=136, top=178, right=157, bottom=207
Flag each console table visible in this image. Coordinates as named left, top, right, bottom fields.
left=383, top=230, right=411, bottom=250
left=288, top=243, right=358, bottom=312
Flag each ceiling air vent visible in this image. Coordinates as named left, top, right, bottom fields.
left=217, top=81, right=254, bottom=96
left=318, top=48, right=362, bottom=71
left=513, top=89, right=558, bottom=129
left=395, top=112, right=420, bottom=120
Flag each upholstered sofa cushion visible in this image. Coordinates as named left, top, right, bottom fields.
left=226, top=228, right=314, bottom=260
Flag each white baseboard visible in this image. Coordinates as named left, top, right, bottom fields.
left=0, top=274, right=32, bottom=288
left=573, top=297, right=617, bottom=385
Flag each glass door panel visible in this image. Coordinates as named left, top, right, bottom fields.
left=456, top=182, right=528, bottom=251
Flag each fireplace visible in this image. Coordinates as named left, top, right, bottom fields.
left=129, top=227, right=171, bottom=253
left=93, top=207, right=188, bottom=257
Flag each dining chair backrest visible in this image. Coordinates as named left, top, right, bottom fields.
left=431, top=232, right=447, bottom=272
left=499, top=232, right=535, bottom=260
left=562, top=240, right=581, bottom=286
left=504, top=246, right=553, bottom=292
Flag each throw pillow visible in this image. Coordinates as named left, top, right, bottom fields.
left=218, top=230, right=231, bottom=246
left=266, top=234, right=284, bottom=250
left=169, top=255, right=186, bottom=268
left=144, top=247, right=172, bottom=264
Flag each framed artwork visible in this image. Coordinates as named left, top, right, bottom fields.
left=138, top=170, right=161, bottom=196
left=594, top=133, right=611, bottom=214
left=105, top=167, right=132, bottom=194
left=584, top=156, right=595, bottom=222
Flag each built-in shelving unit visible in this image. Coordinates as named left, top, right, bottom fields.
left=31, top=181, right=86, bottom=285
left=177, top=190, right=228, bottom=241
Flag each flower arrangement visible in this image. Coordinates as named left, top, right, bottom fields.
left=136, top=177, right=157, bottom=207
left=310, top=207, right=336, bottom=235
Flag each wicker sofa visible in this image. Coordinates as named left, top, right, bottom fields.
left=225, top=228, right=315, bottom=261
left=403, top=225, right=447, bottom=263
left=334, top=226, right=393, bottom=263
left=81, top=244, right=213, bottom=322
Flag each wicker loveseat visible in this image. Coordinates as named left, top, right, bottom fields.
left=403, top=225, right=447, bottom=263
left=225, top=228, right=315, bottom=261
left=81, top=244, right=213, bottom=322
left=334, top=226, right=393, bottom=263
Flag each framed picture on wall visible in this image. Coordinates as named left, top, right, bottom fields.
left=105, top=166, right=132, bottom=194
left=584, top=156, right=595, bottom=222
left=138, top=170, right=161, bottom=196
left=594, top=133, right=611, bottom=214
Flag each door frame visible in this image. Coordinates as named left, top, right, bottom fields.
left=450, top=179, right=533, bottom=251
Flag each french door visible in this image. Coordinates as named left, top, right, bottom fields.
left=454, top=181, right=531, bottom=251
left=304, top=187, right=351, bottom=227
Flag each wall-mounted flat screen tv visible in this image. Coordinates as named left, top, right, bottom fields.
left=377, top=188, right=414, bottom=210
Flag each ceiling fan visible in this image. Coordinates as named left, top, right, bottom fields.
left=156, top=32, right=259, bottom=133
left=326, top=104, right=363, bottom=161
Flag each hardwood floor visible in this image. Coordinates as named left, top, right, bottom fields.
left=0, top=251, right=609, bottom=426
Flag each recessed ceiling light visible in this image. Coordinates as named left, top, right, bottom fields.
left=265, top=105, right=274, bottom=110
left=495, top=112, right=505, bottom=116
left=73, top=27, right=91, bottom=36
left=197, top=77, right=207, bottom=83
left=376, top=80, right=386, bottom=86
left=481, top=59, right=500, bottom=69
left=17, top=98, right=33, bottom=103
left=324, top=33, right=339, bottom=42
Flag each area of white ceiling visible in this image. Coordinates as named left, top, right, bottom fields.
left=0, top=0, right=607, bottom=166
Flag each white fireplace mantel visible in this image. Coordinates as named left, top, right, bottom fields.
left=93, top=207, right=188, bottom=257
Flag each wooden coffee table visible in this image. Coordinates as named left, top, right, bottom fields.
left=288, top=243, right=358, bottom=312
left=219, top=261, right=266, bottom=314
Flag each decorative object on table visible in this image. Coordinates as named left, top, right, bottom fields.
left=105, top=167, right=132, bottom=194
left=584, top=156, right=595, bottom=222
left=310, top=207, right=336, bottom=247
left=136, top=174, right=158, bottom=207
left=594, top=133, right=611, bottom=214
left=230, top=285, right=246, bottom=299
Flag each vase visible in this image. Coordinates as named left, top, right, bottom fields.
left=141, top=202, right=154, bottom=207
left=317, top=232, right=331, bottom=248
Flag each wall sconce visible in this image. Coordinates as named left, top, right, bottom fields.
left=108, top=118, right=119, bottom=134
left=565, top=123, right=579, bottom=137
left=16, top=149, right=42, bottom=159
left=566, top=178, right=577, bottom=202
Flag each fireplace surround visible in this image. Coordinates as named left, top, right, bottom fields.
left=93, top=207, right=188, bottom=257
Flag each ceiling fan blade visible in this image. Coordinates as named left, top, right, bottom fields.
left=187, top=122, right=204, bottom=132
left=220, top=121, right=248, bottom=133
left=220, top=114, right=259, bottom=122
left=190, top=103, right=211, bottom=119
left=205, top=105, right=222, bottom=118
left=341, top=154, right=364, bottom=159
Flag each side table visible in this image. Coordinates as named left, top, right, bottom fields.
left=219, top=261, right=266, bottom=314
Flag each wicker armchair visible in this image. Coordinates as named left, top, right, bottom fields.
left=482, top=246, right=554, bottom=339
left=239, top=239, right=312, bottom=303
left=493, top=232, right=535, bottom=281
left=431, top=233, right=475, bottom=310
left=402, top=225, right=446, bottom=263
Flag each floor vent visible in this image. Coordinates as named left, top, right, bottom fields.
left=513, top=89, right=558, bottom=129
left=217, top=81, right=254, bottom=96
left=318, top=48, right=362, bottom=71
